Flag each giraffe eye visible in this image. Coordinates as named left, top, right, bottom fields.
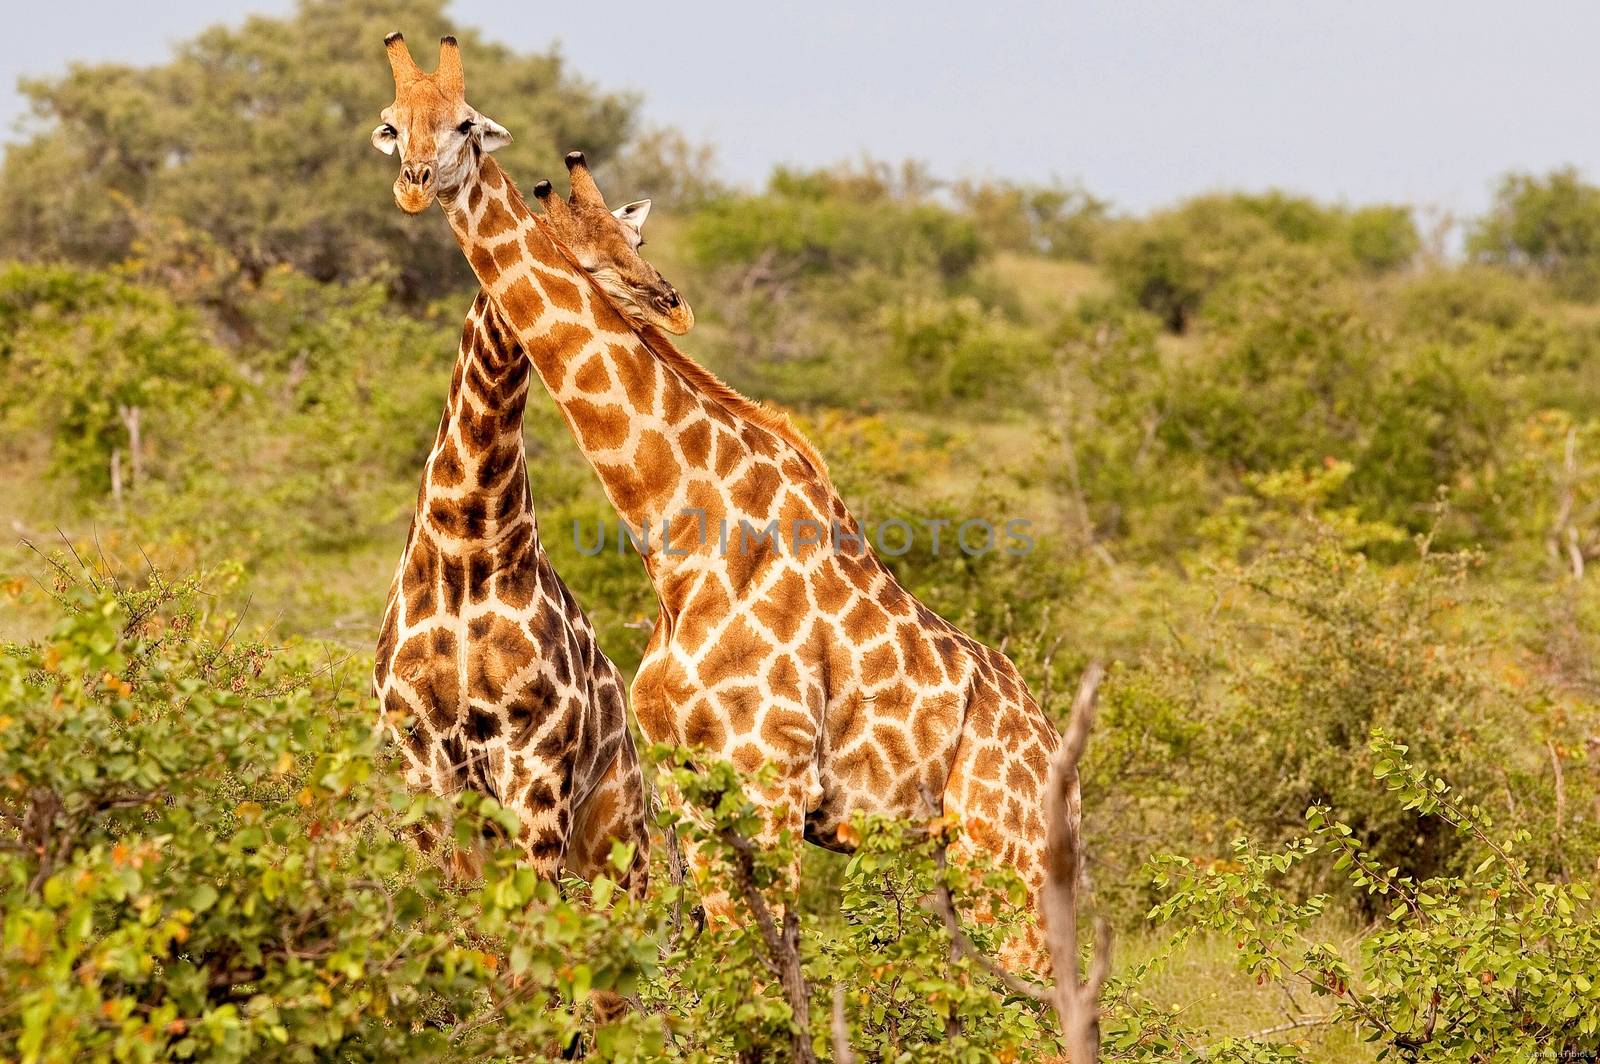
left=457, top=120, right=474, bottom=135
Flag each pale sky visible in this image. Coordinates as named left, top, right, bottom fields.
left=3, top=1, right=1595, bottom=218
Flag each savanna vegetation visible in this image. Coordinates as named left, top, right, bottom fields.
left=4, top=1, right=1600, bottom=1060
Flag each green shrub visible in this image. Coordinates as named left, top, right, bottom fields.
left=687, top=187, right=982, bottom=285
left=1093, top=520, right=1563, bottom=909
left=1150, top=733, right=1600, bottom=1061
left=1343, top=205, right=1420, bottom=273
left=952, top=179, right=1110, bottom=261
left=0, top=578, right=1100, bottom=1062
left=0, top=577, right=662, bottom=1062
left=0, top=264, right=237, bottom=499
left=1099, top=193, right=1416, bottom=332
left=883, top=296, right=1047, bottom=409
left=646, top=750, right=1061, bottom=1063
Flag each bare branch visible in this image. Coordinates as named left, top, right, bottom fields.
left=718, top=826, right=817, bottom=1064
left=1548, top=739, right=1568, bottom=882
left=1221, top=1013, right=1335, bottom=1044
left=1043, top=661, right=1111, bottom=1064
left=831, top=984, right=855, bottom=1064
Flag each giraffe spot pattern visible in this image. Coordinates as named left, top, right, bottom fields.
left=373, top=287, right=647, bottom=897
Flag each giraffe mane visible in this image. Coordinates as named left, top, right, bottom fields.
left=507, top=182, right=829, bottom=479
left=629, top=318, right=830, bottom=479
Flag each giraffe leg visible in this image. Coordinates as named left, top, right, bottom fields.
left=633, top=648, right=817, bottom=923
left=942, top=737, right=1055, bottom=979
left=565, top=743, right=650, bottom=1029
left=567, top=741, right=651, bottom=895
left=666, top=765, right=811, bottom=926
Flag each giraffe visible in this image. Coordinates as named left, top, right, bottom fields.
left=370, top=82, right=678, bottom=893
left=372, top=34, right=1068, bottom=970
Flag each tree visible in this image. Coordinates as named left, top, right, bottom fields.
left=1100, top=192, right=1418, bottom=331
left=1469, top=167, right=1600, bottom=300
left=0, top=0, right=637, bottom=304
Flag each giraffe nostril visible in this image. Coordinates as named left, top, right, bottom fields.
left=666, top=291, right=681, bottom=308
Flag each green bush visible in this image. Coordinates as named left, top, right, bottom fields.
left=952, top=179, right=1110, bottom=261
left=0, top=579, right=1101, bottom=1062
left=1099, top=193, right=1416, bottom=332
left=1090, top=519, right=1570, bottom=910
left=687, top=180, right=982, bottom=284
left=0, top=264, right=237, bottom=499
left=0, top=577, right=663, bottom=1063
left=883, top=296, right=1047, bottom=409
left=1150, top=733, right=1600, bottom=1061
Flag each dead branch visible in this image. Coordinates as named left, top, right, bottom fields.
left=1548, top=739, right=1568, bottom=881
left=718, top=825, right=817, bottom=1064
left=1043, top=661, right=1111, bottom=1063
left=1223, top=1013, right=1335, bottom=1043
left=831, top=984, right=855, bottom=1064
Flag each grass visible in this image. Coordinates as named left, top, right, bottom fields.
left=1118, top=925, right=1379, bottom=1062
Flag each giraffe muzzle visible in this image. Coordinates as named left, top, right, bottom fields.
left=652, top=287, right=695, bottom=334
left=394, top=167, right=436, bottom=214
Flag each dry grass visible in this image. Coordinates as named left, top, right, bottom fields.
left=1118, top=925, right=1379, bottom=1062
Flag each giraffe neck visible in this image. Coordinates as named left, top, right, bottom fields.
left=416, top=289, right=535, bottom=553
left=436, top=158, right=808, bottom=570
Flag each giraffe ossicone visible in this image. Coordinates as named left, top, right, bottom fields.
left=374, top=31, right=1070, bottom=974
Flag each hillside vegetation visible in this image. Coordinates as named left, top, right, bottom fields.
left=5, top=1, right=1600, bottom=1060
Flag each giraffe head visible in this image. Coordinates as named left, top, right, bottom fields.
left=372, top=33, right=511, bottom=214
left=373, top=35, right=693, bottom=335
left=532, top=152, right=695, bottom=335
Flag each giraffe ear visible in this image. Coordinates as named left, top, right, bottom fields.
left=613, top=199, right=651, bottom=245
left=371, top=123, right=398, bottom=156
left=475, top=113, right=512, bottom=153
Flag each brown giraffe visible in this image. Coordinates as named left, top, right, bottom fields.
left=373, top=34, right=1067, bottom=970
left=371, top=38, right=684, bottom=895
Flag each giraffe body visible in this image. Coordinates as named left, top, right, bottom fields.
left=373, top=291, right=648, bottom=891
left=448, top=170, right=1059, bottom=964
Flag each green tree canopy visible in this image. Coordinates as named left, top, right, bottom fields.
left=1469, top=167, right=1600, bottom=299
left=0, top=0, right=637, bottom=304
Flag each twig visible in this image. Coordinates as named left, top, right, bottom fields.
left=1547, top=739, right=1568, bottom=881
left=92, top=526, right=123, bottom=594
left=718, top=826, right=817, bottom=1064
left=831, top=985, right=854, bottom=1064
left=1043, top=662, right=1111, bottom=1064
left=55, top=526, right=100, bottom=592
left=1226, top=1013, right=1335, bottom=1042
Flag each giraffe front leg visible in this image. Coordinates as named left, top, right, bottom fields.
left=942, top=734, right=1057, bottom=979
left=502, top=754, right=574, bottom=882
left=665, top=695, right=819, bottom=927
